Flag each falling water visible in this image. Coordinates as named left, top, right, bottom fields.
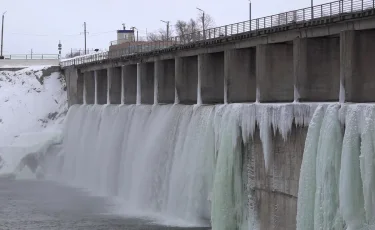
left=0, top=102, right=317, bottom=229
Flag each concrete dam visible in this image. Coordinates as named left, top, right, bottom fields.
left=60, top=1, right=375, bottom=229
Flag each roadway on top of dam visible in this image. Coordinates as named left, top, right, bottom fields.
left=61, top=0, right=375, bottom=70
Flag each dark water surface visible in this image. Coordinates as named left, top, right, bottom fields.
left=0, top=178, right=210, bottom=230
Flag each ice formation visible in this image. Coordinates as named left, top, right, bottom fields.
left=297, top=104, right=375, bottom=230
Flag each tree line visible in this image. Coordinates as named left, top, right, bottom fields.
left=147, top=12, right=215, bottom=42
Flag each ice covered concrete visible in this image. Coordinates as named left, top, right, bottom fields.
left=297, top=104, right=375, bottom=230
left=0, top=66, right=67, bottom=146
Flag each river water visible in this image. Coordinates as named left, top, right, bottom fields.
left=0, top=178, right=210, bottom=230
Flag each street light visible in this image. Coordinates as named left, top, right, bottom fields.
left=249, top=1, right=252, bottom=22
left=0, top=11, right=6, bottom=59
left=196, top=7, right=205, bottom=38
left=311, top=0, right=314, bottom=19
left=160, top=20, right=170, bottom=41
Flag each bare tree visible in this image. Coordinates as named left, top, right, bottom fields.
left=197, top=12, right=215, bottom=31
left=175, top=13, right=215, bottom=42
left=147, top=28, right=171, bottom=41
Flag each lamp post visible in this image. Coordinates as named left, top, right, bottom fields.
left=160, top=20, right=170, bottom=41
left=196, top=7, right=205, bottom=38
left=1, top=11, right=6, bottom=59
left=249, top=1, right=252, bottom=21
left=311, top=0, right=314, bottom=19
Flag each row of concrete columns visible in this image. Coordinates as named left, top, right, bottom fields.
left=77, top=29, right=375, bottom=105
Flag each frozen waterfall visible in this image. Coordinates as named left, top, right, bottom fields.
left=297, top=104, right=375, bottom=230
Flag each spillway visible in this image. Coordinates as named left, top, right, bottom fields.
left=43, top=103, right=314, bottom=229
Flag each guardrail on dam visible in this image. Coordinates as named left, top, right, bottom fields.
left=63, top=0, right=375, bottom=106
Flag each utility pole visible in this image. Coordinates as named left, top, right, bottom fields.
left=81, top=22, right=89, bottom=55
left=161, top=20, right=170, bottom=41
left=197, top=8, right=205, bottom=38
left=311, top=0, right=314, bottom=19
left=0, top=11, right=6, bottom=59
left=130, top=26, right=139, bottom=42
left=249, top=1, right=252, bottom=21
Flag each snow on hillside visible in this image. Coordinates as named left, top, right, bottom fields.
left=0, top=66, right=68, bottom=146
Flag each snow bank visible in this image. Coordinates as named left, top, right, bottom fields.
left=0, top=66, right=67, bottom=178
left=0, top=66, right=67, bottom=146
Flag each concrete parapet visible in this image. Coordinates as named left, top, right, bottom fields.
left=108, top=67, right=122, bottom=104
left=175, top=56, right=198, bottom=104
left=95, top=69, right=108, bottom=105
left=256, top=43, right=294, bottom=102
left=341, top=29, right=375, bottom=102
left=198, top=52, right=225, bottom=104
left=294, top=37, right=340, bottom=102
left=123, top=65, right=137, bottom=104
left=155, top=59, right=175, bottom=104
left=84, top=71, right=95, bottom=104
left=139, top=62, right=155, bottom=104
left=224, top=48, right=256, bottom=103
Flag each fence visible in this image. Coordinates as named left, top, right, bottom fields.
left=60, top=0, right=375, bottom=67
left=3, top=54, right=60, bottom=60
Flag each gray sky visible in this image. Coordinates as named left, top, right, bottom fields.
left=2, top=0, right=333, bottom=55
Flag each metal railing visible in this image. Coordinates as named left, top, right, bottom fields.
left=3, top=54, right=60, bottom=60
left=60, top=0, right=375, bottom=67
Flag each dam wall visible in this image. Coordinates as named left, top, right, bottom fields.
left=61, top=6, right=375, bottom=229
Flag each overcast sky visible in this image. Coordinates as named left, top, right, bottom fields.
left=2, top=0, right=333, bottom=55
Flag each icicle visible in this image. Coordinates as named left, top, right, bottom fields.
left=257, top=106, right=273, bottom=172
left=241, top=104, right=256, bottom=144
left=314, top=104, right=344, bottom=230
left=359, top=105, right=375, bottom=226
left=339, top=105, right=365, bottom=230
left=211, top=106, right=247, bottom=230
left=296, top=105, right=325, bottom=230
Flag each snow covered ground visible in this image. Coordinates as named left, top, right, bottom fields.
left=0, top=66, right=67, bottom=177
left=0, top=66, right=67, bottom=146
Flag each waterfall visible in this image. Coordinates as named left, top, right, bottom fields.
left=40, top=103, right=315, bottom=228
left=297, top=104, right=375, bottom=230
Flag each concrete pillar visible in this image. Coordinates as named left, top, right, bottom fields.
left=108, top=67, right=122, bottom=104
left=341, top=30, right=375, bottom=102
left=122, top=65, right=137, bottom=104
left=294, top=37, right=340, bottom=102
left=95, top=69, right=108, bottom=105
left=84, top=71, right=95, bottom=104
left=175, top=56, right=198, bottom=104
left=224, top=48, right=256, bottom=103
left=65, top=67, right=83, bottom=106
left=155, top=59, right=175, bottom=104
left=198, top=52, right=225, bottom=104
left=138, top=62, right=155, bottom=104
left=76, top=70, right=84, bottom=104
left=256, top=43, right=294, bottom=102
